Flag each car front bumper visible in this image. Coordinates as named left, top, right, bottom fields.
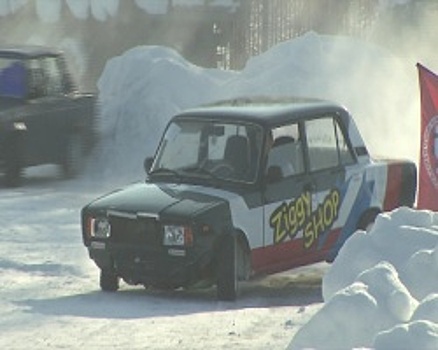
left=88, top=241, right=215, bottom=288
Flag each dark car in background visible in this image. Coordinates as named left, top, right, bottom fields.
left=0, top=45, right=96, bottom=186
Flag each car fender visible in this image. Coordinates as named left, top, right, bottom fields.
left=188, top=185, right=264, bottom=250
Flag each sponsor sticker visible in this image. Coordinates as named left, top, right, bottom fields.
left=270, top=189, right=341, bottom=249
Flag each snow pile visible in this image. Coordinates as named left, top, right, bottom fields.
left=91, top=45, right=233, bottom=181
left=91, top=31, right=417, bottom=184
left=0, top=0, right=239, bottom=20
left=35, top=0, right=62, bottom=23
left=0, top=0, right=26, bottom=16
left=288, top=207, right=438, bottom=349
left=135, top=0, right=240, bottom=14
left=0, top=0, right=120, bottom=22
left=378, top=0, right=412, bottom=11
left=0, top=0, right=413, bottom=19
left=65, top=0, right=119, bottom=22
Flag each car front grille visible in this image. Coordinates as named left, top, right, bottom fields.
left=109, top=215, right=161, bottom=246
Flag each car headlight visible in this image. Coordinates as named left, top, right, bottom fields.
left=89, top=217, right=111, bottom=239
left=13, top=122, right=27, bottom=130
left=163, top=225, right=193, bottom=246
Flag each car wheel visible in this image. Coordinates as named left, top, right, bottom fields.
left=100, top=270, right=120, bottom=292
left=4, top=133, right=24, bottom=187
left=4, top=157, right=23, bottom=187
left=236, top=235, right=251, bottom=281
left=327, top=210, right=380, bottom=263
left=216, top=234, right=238, bottom=301
left=62, top=133, right=83, bottom=178
left=357, top=210, right=380, bottom=232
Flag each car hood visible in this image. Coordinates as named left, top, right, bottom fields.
left=85, top=182, right=227, bottom=218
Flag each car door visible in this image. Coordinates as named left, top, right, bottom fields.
left=259, top=121, right=319, bottom=274
left=301, top=115, right=361, bottom=261
left=23, top=56, right=77, bottom=165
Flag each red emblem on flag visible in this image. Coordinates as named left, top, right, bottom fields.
left=417, top=63, right=438, bottom=209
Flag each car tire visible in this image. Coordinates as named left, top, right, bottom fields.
left=327, top=209, right=381, bottom=263
left=100, top=270, right=120, bottom=292
left=357, top=209, right=380, bottom=232
left=4, top=157, right=23, bottom=187
left=62, top=133, right=83, bottom=179
left=4, top=133, right=24, bottom=187
left=236, top=235, right=251, bottom=281
left=216, top=234, right=238, bottom=301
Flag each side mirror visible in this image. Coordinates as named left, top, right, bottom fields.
left=144, top=157, right=154, bottom=174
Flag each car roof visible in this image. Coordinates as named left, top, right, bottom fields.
left=172, top=96, right=349, bottom=127
left=0, top=45, right=61, bottom=59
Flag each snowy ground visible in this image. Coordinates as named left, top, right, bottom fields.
left=0, top=168, right=326, bottom=349
left=1, top=30, right=438, bottom=349
left=1, top=167, right=436, bottom=349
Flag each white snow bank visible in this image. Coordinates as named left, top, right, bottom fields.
left=90, top=45, right=233, bottom=182
left=65, top=0, right=119, bottom=22
left=323, top=208, right=438, bottom=300
left=288, top=207, right=438, bottom=349
left=135, top=0, right=239, bottom=14
left=378, top=0, right=412, bottom=11
left=91, top=31, right=417, bottom=184
left=373, top=320, right=438, bottom=350
left=0, top=0, right=238, bottom=19
left=0, top=0, right=27, bottom=16
left=0, top=0, right=411, bottom=19
left=0, top=0, right=120, bottom=21
left=35, top=0, right=62, bottom=23
left=134, top=0, right=168, bottom=15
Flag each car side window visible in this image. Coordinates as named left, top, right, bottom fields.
left=27, top=59, right=47, bottom=99
left=27, top=57, right=64, bottom=98
left=267, top=123, right=304, bottom=180
left=305, top=116, right=354, bottom=172
left=41, top=57, right=64, bottom=96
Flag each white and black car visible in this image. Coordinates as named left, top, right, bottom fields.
left=81, top=97, right=416, bottom=301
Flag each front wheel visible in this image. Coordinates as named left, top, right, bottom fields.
left=4, top=154, right=23, bottom=187
left=216, top=234, right=238, bottom=301
left=100, top=270, right=120, bottom=292
left=4, top=132, right=24, bottom=187
left=61, top=133, right=83, bottom=178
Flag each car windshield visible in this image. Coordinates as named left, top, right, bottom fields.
left=150, top=118, right=263, bottom=183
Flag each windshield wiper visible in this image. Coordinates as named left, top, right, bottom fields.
left=183, top=166, right=220, bottom=181
left=149, top=167, right=182, bottom=179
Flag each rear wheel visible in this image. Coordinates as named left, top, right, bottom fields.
left=100, top=270, right=120, bottom=292
left=327, top=209, right=380, bottom=263
left=357, top=210, right=380, bottom=232
left=216, top=234, right=238, bottom=301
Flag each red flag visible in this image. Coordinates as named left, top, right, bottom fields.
left=417, top=63, right=438, bottom=209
